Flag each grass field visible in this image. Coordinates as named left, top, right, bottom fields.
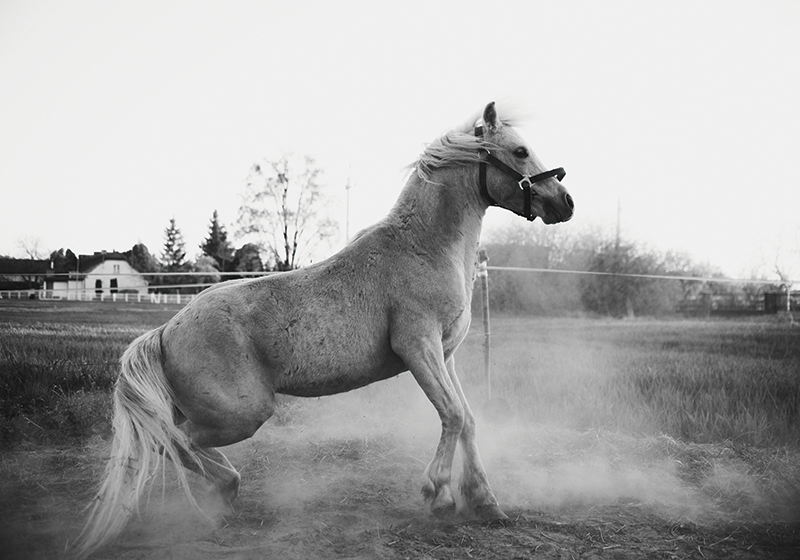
left=458, top=316, right=800, bottom=447
left=4, top=300, right=797, bottom=448
left=0, top=301, right=179, bottom=442
left=1, top=299, right=799, bottom=558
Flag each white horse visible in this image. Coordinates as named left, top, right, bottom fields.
left=73, top=101, right=574, bottom=558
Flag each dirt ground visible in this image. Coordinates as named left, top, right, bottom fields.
left=2, top=375, right=799, bottom=560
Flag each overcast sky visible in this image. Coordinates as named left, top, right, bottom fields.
left=1, top=0, right=798, bottom=279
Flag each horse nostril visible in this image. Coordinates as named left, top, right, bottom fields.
left=564, top=193, right=574, bottom=209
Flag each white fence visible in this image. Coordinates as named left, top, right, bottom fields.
left=0, top=289, right=199, bottom=305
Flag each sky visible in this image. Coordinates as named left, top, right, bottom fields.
left=1, top=0, right=799, bottom=280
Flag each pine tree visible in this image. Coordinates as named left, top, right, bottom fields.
left=200, top=210, right=234, bottom=271
left=161, top=218, right=186, bottom=272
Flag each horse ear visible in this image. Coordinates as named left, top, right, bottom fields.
left=483, top=101, right=500, bottom=132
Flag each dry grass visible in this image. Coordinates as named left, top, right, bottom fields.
left=1, top=302, right=799, bottom=558
left=457, top=316, right=800, bottom=447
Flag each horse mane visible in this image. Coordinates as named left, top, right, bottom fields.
left=411, top=103, right=530, bottom=182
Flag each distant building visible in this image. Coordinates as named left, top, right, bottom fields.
left=0, top=251, right=149, bottom=299
left=47, top=252, right=149, bottom=299
left=0, top=258, right=50, bottom=291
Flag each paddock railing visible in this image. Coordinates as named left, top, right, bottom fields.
left=1, top=267, right=797, bottom=313
left=0, top=289, right=201, bottom=305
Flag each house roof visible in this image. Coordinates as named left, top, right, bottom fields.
left=77, top=251, right=129, bottom=273
left=0, top=258, right=50, bottom=275
left=0, top=252, right=136, bottom=275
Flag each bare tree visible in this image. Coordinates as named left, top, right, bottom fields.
left=17, top=235, right=46, bottom=259
left=763, top=226, right=799, bottom=316
left=238, top=153, right=338, bottom=270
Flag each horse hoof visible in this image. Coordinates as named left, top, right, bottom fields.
left=420, top=481, right=436, bottom=501
left=431, top=500, right=457, bottom=519
left=427, top=485, right=456, bottom=518
left=474, top=503, right=509, bottom=525
left=218, top=476, right=241, bottom=504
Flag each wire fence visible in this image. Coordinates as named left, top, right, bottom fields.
left=486, top=266, right=799, bottom=286
left=1, top=267, right=797, bottom=311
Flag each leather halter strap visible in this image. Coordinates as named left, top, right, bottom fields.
left=475, top=125, right=566, bottom=222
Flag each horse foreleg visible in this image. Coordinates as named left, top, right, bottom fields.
left=394, top=335, right=464, bottom=517
left=446, top=357, right=508, bottom=522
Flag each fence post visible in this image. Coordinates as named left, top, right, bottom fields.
left=477, top=248, right=491, bottom=400
left=785, top=284, right=792, bottom=314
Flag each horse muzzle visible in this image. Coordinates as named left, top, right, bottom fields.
left=541, top=192, right=575, bottom=224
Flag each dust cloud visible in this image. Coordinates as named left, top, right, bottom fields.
left=218, top=369, right=797, bottom=531
left=75, top=350, right=796, bottom=558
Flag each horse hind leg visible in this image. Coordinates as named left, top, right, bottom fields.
left=165, top=355, right=278, bottom=504
left=174, top=442, right=241, bottom=504
left=171, top=400, right=274, bottom=505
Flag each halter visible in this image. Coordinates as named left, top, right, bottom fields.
left=475, top=125, right=566, bottom=222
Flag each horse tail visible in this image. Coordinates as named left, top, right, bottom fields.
left=71, top=327, right=203, bottom=559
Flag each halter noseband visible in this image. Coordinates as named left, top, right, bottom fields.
left=475, top=125, right=566, bottom=222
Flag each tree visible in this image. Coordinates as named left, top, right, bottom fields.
left=49, top=248, right=78, bottom=273
left=238, top=153, right=338, bottom=270
left=124, top=244, right=161, bottom=292
left=160, top=218, right=188, bottom=293
left=580, top=240, right=652, bottom=317
left=232, top=243, right=265, bottom=273
left=200, top=210, right=234, bottom=272
left=190, top=255, right=221, bottom=292
left=161, top=218, right=187, bottom=272
left=578, top=239, right=709, bottom=317
left=125, top=243, right=160, bottom=274
left=17, top=235, right=46, bottom=259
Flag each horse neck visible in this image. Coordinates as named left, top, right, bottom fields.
left=388, top=166, right=486, bottom=266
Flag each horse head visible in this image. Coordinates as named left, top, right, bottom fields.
left=477, top=101, right=574, bottom=224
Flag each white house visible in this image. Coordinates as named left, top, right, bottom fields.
left=46, top=252, right=149, bottom=300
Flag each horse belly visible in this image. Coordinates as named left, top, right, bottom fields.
left=275, top=313, right=407, bottom=397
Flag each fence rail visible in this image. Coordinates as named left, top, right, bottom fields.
left=2, top=267, right=797, bottom=312
left=0, top=289, right=199, bottom=305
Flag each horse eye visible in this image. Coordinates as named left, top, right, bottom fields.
left=513, top=147, right=529, bottom=159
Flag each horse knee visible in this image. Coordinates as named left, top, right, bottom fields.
left=442, top=400, right=465, bottom=435
left=460, top=409, right=476, bottom=437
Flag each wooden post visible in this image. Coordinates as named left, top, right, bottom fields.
left=786, top=283, right=792, bottom=314
left=478, top=248, right=491, bottom=400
